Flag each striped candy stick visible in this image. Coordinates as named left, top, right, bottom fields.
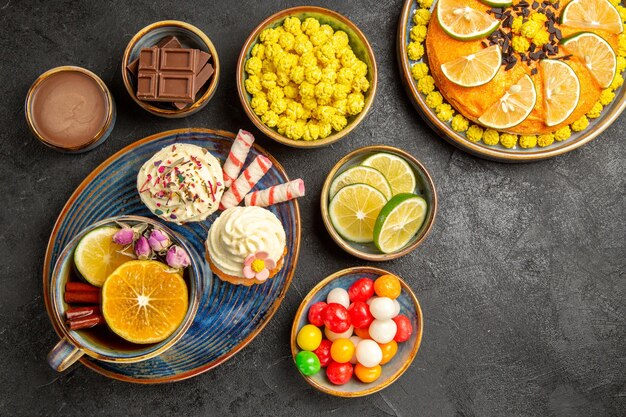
left=222, top=129, right=255, bottom=188
left=219, top=155, right=273, bottom=210
left=244, top=179, right=305, bottom=207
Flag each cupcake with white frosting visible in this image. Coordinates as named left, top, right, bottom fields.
left=206, top=206, right=287, bottom=286
left=137, top=143, right=224, bottom=224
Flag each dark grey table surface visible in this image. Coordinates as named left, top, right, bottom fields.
left=1, top=0, right=625, bottom=416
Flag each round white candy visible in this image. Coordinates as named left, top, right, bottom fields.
left=369, top=319, right=397, bottom=344
left=355, top=339, right=383, bottom=367
left=392, top=299, right=401, bottom=318
left=349, top=336, right=362, bottom=364
left=327, top=288, right=350, bottom=308
left=325, top=325, right=354, bottom=342
left=369, top=297, right=396, bottom=320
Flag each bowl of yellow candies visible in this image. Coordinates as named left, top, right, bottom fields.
left=237, top=6, right=378, bottom=148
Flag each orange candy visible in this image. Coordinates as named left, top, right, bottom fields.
left=354, top=327, right=371, bottom=339
left=330, top=338, right=355, bottom=363
left=374, top=274, right=401, bottom=299
left=379, top=340, right=398, bottom=365
left=354, top=363, right=382, bottom=383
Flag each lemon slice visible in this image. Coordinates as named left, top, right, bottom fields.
left=74, top=226, right=132, bottom=287
left=478, top=74, right=537, bottom=130
left=329, top=184, right=388, bottom=243
left=479, top=0, right=513, bottom=6
left=560, top=0, right=623, bottom=34
left=361, top=153, right=416, bottom=195
left=441, top=45, right=502, bottom=87
left=329, top=166, right=393, bottom=200
left=540, top=59, right=581, bottom=127
left=373, top=194, right=428, bottom=254
left=437, top=0, right=500, bottom=41
left=561, top=32, right=617, bottom=89
left=102, top=260, right=188, bottom=344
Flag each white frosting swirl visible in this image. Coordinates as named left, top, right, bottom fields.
left=137, top=144, right=224, bottom=224
left=206, top=206, right=286, bottom=277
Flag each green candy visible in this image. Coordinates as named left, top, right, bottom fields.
left=295, top=351, right=321, bottom=376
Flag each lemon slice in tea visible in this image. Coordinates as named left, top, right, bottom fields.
left=441, top=45, right=502, bottom=87
left=102, top=260, right=188, bottom=344
left=329, top=166, right=393, bottom=200
left=560, top=0, right=623, bottom=34
left=329, top=183, right=388, bottom=243
left=373, top=194, right=428, bottom=254
left=540, top=59, right=581, bottom=127
left=361, top=153, right=416, bottom=196
left=437, top=0, right=500, bottom=41
left=478, top=74, right=537, bottom=130
left=74, top=226, right=132, bottom=287
left=561, top=32, right=617, bottom=89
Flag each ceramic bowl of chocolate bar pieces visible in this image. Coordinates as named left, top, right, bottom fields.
left=122, top=20, right=220, bottom=118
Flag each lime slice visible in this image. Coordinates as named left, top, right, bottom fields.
left=329, top=166, right=393, bottom=200
left=374, top=194, right=428, bottom=254
left=361, top=153, right=417, bottom=196
left=74, top=226, right=132, bottom=287
left=561, top=32, right=617, bottom=89
left=441, top=45, right=502, bottom=87
left=560, top=0, right=623, bottom=34
left=540, top=59, right=581, bottom=126
left=478, top=74, right=537, bottom=130
left=479, top=0, right=513, bottom=6
left=329, top=184, right=388, bottom=243
left=437, top=0, right=500, bottom=41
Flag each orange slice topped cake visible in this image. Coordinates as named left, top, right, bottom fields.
left=406, top=0, right=626, bottom=148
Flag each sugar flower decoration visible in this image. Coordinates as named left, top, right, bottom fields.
left=243, top=251, right=276, bottom=281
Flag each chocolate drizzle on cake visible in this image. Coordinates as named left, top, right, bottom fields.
left=486, top=0, right=567, bottom=72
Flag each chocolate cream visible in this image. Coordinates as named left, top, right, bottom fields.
left=30, top=70, right=109, bottom=148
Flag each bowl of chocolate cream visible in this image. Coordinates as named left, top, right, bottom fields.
left=25, top=66, right=116, bottom=153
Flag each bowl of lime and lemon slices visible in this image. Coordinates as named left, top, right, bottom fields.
left=320, top=146, right=437, bottom=261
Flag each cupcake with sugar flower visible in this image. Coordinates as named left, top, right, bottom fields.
left=205, top=206, right=287, bottom=286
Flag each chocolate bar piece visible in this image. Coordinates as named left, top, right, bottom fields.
left=126, top=36, right=181, bottom=77
left=173, top=62, right=215, bottom=109
left=137, top=47, right=199, bottom=102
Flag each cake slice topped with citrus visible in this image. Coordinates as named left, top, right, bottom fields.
left=437, top=0, right=500, bottom=40
left=74, top=226, right=131, bottom=287
left=361, top=153, right=416, bottom=195
left=102, top=260, right=188, bottom=344
left=560, top=0, right=623, bottom=34
left=561, top=32, right=617, bottom=89
left=478, top=74, right=537, bottom=130
left=541, top=59, right=581, bottom=126
left=441, top=44, right=502, bottom=87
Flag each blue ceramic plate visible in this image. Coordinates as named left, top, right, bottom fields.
left=43, top=128, right=301, bottom=383
left=290, top=267, right=423, bottom=397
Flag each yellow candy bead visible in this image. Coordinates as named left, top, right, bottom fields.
left=297, top=324, right=322, bottom=351
left=330, top=338, right=355, bottom=363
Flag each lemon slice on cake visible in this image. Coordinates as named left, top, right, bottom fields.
left=560, top=0, right=623, bottom=34
left=437, top=0, right=500, bottom=40
left=478, top=74, right=537, bottom=130
left=441, top=45, right=502, bottom=87
left=541, top=59, right=581, bottom=126
left=561, top=32, right=617, bottom=89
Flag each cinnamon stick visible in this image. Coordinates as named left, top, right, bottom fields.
left=64, top=291, right=101, bottom=304
left=66, top=314, right=104, bottom=330
left=65, top=281, right=100, bottom=293
left=65, top=306, right=101, bottom=320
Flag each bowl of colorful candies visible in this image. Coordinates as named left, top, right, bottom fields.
left=290, top=267, right=423, bottom=397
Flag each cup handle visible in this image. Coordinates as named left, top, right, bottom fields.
left=47, top=337, right=84, bottom=372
